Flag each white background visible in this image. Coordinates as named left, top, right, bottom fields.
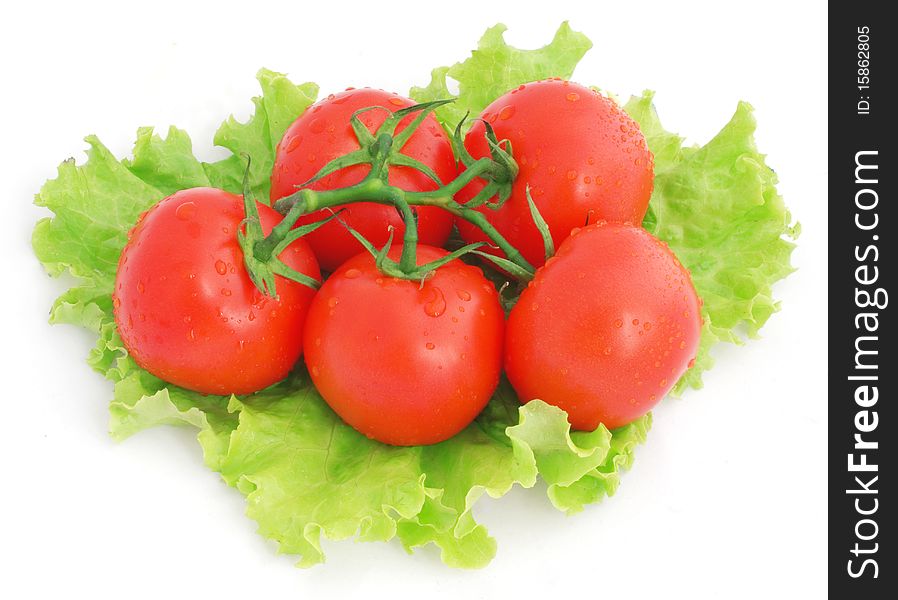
left=1, top=1, right=827, bottom=597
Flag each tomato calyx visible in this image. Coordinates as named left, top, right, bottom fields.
left=265, top=100, right=542, bottom=286
left=236, top=157, right=328, bottom=298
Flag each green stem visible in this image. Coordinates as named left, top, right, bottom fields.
left=271, top=157, right=535, bottom=278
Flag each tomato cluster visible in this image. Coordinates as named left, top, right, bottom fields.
left=113, top=80, right=702, bottom=446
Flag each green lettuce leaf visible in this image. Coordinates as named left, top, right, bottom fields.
left=626, top=92, right=798, bottom=392
left=411, top=22, right=591, bottom=130
left=32, top=24, right=793, bottom=569
left=202, top=68, right=318, bottom=200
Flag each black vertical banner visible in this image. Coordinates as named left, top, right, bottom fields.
left=830, top=1, right=894, bottom=596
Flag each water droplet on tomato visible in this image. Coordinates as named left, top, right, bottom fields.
left=498, top=105, right=516, bottom=120
left=426, top=342, right=435, bottom=350
left=659, top=378, right=668, bottom=388
left=566, top=170, right=577, bottom=181
left=344, top=268, right=361, bottom=279
left=456, top=289, right=471, bottom=301
left=457, top=305, right=465, bottom=313
left=644, top=322, right=652, bottom=331
left=375, top=278, right=385, bottom=286
left=187, top=329, right=197, bottom=341
left=137, top=281, right=145, bottom=294
left=688, top=358, right=696, bottom=368
left=389, top=97, right=405, bottom=106
left=422, top=286, right=446, bottom=317
left=113, top=297, right=121, bottom=309
left=632, top=318, right=639, bottom=326
left=583, top=176, right=592, bottom=184
left=309, top=118, right=326, bottom=134
left=247, top=311, right=255, bottom=321
left=311, top=365, right=320, bottom=376
left=221, top=288, right=232, bottom=296
left=175, top=201, right=196, bottom=220
left=479, top=308, right=486, bottom=317
left=566, top=92, right=580, bottom=102
left=614, top=319, right=622, bottom=328
left=531, top=303, right=539, bottom=312
left=286, top=136, right=302, bottom=152
left=214, top=260, right=227, bottom=275
left=328, top=297, right=339, bottom=308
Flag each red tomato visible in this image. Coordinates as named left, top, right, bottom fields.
left=303, top=246, right=505, bottom=445
left=113, top=188, right=320, bottom=395
left=456, top=79, right=654, bottom=269
left=270, top=88, right=458, bottom=272
left=505, top=222, right=701, bottom=430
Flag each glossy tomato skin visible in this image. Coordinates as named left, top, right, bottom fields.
left=113, top=188, right=321, bottom=396
left=270, top=88, right=458, bottom=272
left=457, top=79, right=654, bottom=269
left=304, top=246, right=504, bottom=446
left=505, top=222, right=701, bottom=430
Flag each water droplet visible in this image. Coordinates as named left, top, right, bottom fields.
left=375, top=278, right=385, bottom=286
left=238, top=340, right=246, bottom=351
left=137, top=281, right=145, bottom=294
left=187, top=329, right=197, bottom=341
left=286, top=136, right=302, bottom=152
left=479, top=308, right=486, bottom=317
left=344, top=268, right=361, bottom=279
left=457, top=305, right=465, bottom=313
left=328, top=297, right=339, bottom=308
left=309, top=118, right=326, bottom=134
left=679, top=340, right=687, bottom=349
left=422, top=286, right=446, bottom=317
left=688, top=358, right=696, bottom=368
left=175, top=201, right=196, bottom=220
left=138, top=313, right=146, bottom=322
left=587, top=157, right=595, bottom=165
left=498, top=105, right=516, bottom=120
left=113, top=297, right=121, bottom=309
left=456, top=289, right=471, bottom=301
left=221, top=288, right=232, bottom=296
left=389, top=97, right=405, bottom=106
left=460, top=353, right=467, bottom=360
left=311, top=365, right=320, bottom=376
left=583, top=176, right=591, bottom=184
left=426, top=342, right=436, bottom=350
left=643, top=322, right=652, bottom=331
left=659, top=378, right=668, bottom=388
left=649, top=394, right=656, bottom=402
left=565, top=92, right=580, bottom=102
left=566, top=169, right=578, bottom=181
left=632, top=318, right=639, bottom=326
left=604, top=347, right=612, bottom=355
left=451, top=316, right=458, bottom=323
left=248, top=311, right=256, bottom=321
left=307, top=153, right=317, bottom=163
left=614, top=319, right=623, bottom=328
left=214, top=259, right=227, bottom=275
left=531, top=303, right=539, bottom=311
